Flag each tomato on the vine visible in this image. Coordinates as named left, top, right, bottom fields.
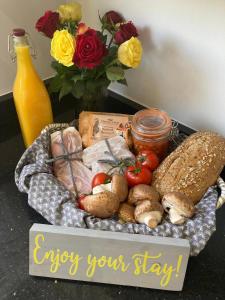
left=136, top=150, right=159, bottom=171
left=92, top=172, right=111, bottom=188
left=125, top=165, right=152, bottom=187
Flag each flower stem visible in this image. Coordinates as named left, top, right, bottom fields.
left=108, top=36, right=114, bottom=48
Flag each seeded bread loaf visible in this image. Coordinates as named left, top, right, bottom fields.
left=152, top=131, right=225, bottom=204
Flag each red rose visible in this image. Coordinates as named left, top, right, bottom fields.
left=114, top=22, right=138, bottom=44
left=104, top=10, right=124, bottom=25
left=35, top=11, right=59, bottom=38
left=73, top=29, right=108, bottom=69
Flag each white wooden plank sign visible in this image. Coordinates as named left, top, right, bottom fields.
left=29, top=224, right=190, bottom=291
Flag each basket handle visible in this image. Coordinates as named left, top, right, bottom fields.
left=217, top=177, right=225, bottom=209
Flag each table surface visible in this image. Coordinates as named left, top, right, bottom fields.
left=1, top=95, right=225, bottom=300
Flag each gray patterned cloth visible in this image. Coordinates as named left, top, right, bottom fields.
left=15, top=124, right=218, bottom=256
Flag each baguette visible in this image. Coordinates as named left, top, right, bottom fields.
left=152, top=131, right=225, bottom=204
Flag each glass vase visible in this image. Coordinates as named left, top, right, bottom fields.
left=74, top=86, right=109, bottom=118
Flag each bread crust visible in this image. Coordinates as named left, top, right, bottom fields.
left=152, top=131, right=225, bottom=204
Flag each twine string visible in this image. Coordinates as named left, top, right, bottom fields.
left=59, top=130, right=79, bottom=198
left=45, top=150, right=82, bottom=163
left=97, top=139, right=134, bottom=174
left=97, top=139, right=120, bottom=165
left=105, top=139, right=120, bottom=164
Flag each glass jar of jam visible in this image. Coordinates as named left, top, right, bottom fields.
left=131, top=108, right=172, bottom=160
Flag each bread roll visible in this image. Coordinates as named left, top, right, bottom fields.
left=152, top=131, right=225, bottom=204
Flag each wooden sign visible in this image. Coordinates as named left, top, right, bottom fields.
left=29, top=224, right=190, bottom=291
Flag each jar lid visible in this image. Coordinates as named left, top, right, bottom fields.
left=131, top=108, right=172, bottom=138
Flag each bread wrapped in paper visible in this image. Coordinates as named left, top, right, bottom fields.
left=51, top=127, right=93, bottom=196
left=82, top=136, right=135, bottom=175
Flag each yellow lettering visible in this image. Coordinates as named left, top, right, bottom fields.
left=98, top=256, right=107, bottom=268
left=107, top=255, right=130, bottom=272
left=86, top=255, right=97, bottom=278
left=43, top=250, right=60, bottom=273
left=106, top=257, right=117, bottom=271
left=160, top=264, right=176, bottom=287
left=132, top=251, right=162, bottom=275
left=69, top=254, right=83, bottom=276
left=149, top=263, right=161, bottom=276
left=107, top=257, right=120, bottom=270
left=60, top=251, right=69, bottom=264
left=33, top=234, right=45, bottom=265
left=118, top=256, right=130, bottom=273
left=132, top=256, right=142, bottom=276
left=176, top=255, right=183, bottom=277
left=86, top=254, right=130, bottom=277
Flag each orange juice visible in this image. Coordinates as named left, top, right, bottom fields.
left=12, top=29, right=53, bottom=147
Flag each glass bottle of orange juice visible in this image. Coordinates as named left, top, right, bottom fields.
left=9, top=28, right=53, bottom=147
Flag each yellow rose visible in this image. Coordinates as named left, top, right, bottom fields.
left=57, top=2, right=82, bottom=23
left=50, top=30, right=75, bottom=67
left=118, top=37, right=142, bottom=68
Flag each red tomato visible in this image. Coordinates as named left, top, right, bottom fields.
left=77, top=194, right=86, bottom=210
left=92, top=172, right=111, bottom=188
left=125, top=165, right=152, bottom=187
left=136, top=150, right=159, bottom=171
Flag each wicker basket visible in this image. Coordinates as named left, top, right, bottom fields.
left=15, top=123, right=225, bottom=256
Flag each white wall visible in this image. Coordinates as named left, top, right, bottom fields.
left=0, top=0, right=63, bottom=96
left=81, top=0, right=225, bottom=135
left=1, top=0, right=225, bottom=135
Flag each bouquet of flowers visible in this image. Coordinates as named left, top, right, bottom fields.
left=35, top=2, right=143, bottom=104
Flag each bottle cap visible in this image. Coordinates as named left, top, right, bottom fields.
left=13, top=28, right=25, bottom=37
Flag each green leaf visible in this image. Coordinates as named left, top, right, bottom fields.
left=108, top=46, right=118, bottom=57
left=67, top=20, right=78, bottom=35
left=72, top=74, right=82, bottom=83
left=86, top=80, right=97, bottom=93
left=51, top=61, right=79, bottom=78
left=59, top=80, right=73, bottom=100
left=48, top=75, right=62, bottom=94
left=71, top=81, right=85, bottom=99
left=102, top=34, right=108, bottom=44
left=106, top=66, right=125, bottom=81
left=118, top=78, right=128, bottom=86
left=51, top=61, right=66, bottom=75
left=102, top=47, right=118, bottom=66
left=121, top=65, right=131, bottom=70
left=101, top=78, right=111, bottom=87
left=96, top=77, right=110, bottom=89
